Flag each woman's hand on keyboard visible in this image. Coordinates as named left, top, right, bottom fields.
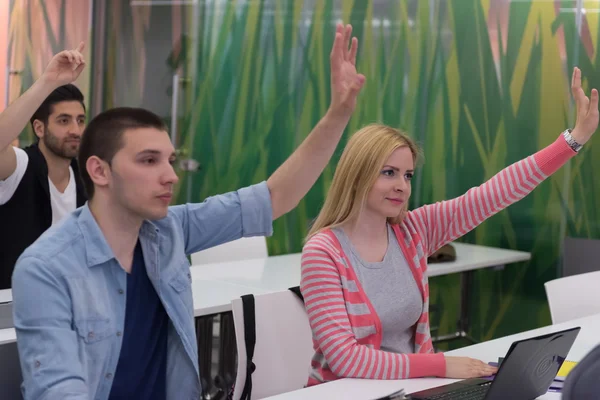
left=443, top=356, right=498, bottom=379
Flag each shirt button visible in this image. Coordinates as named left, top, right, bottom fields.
left=34, top=360, right=41, bottom=368
left=118, top=289, right=124, bottom=294
left=117, top=331, right=122, bottom=337
left=88, top=331, right=94, bottom=339
left=105, top=373, right=113, bottom=379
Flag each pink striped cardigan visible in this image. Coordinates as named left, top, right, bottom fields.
left=300, top=134, right=576, bottom=386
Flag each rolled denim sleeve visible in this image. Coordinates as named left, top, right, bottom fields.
left=237, top=182, right=273, bottom=237
left=12, top=256, right=89, bottom=400
left=172, top=181, right=274, bottom=256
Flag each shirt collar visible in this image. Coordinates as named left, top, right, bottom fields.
left=77, top=203, right=160, bottom=267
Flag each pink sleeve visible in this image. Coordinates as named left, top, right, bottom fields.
left=407, top=134, right=576, bottom=255
left=301, top=237, right=446, bottom=379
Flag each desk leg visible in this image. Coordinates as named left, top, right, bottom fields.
left=195, top=313, right=238, bottom=400
left=432, top=270, right=477, bottom=344
left=457, top=270, right=477, bottom=343
left=214, top=312, right=237, bottom=395
left=196, top=315, right=217, bottom=400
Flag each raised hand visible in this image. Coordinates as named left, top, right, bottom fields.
left=41, top=42, right=86, bottom=88
left=329, top=23, right=366, bottom=118
left=570, top=67, right=599, bottom=145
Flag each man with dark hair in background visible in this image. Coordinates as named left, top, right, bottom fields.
left=0, top=43, right=87, bottom=289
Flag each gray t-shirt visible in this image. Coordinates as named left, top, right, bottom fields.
left=333, top=224, right=423, bottom=354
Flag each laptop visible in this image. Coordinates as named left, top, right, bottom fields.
left=409, top=326, right=581, bottom=400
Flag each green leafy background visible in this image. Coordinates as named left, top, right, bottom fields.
left=175, top=0, right=599, bottom=345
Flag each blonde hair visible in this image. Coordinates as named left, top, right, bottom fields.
left=307, top=123, right=421, bottom=240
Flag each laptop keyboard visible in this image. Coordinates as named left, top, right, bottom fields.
left=415, top=381, right=492, bottom=400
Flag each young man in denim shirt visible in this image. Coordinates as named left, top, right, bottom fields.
left=11, top=23, right=365, bottom=399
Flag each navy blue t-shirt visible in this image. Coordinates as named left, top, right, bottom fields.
left=109, top=241, right=169, bottom=399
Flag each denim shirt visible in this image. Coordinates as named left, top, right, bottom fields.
left=11, top=182, right=273, bottom=400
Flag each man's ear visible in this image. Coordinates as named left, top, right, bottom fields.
left=86, top=156, right=111, bottom=190
left=32, top=120, right=45, bottom=140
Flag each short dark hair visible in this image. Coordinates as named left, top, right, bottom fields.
left=78, top=107, right=168, bottom=198
left=30, top=84, right=85, bottom=126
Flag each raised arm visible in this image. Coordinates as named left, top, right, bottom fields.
left=407, top=67, right=599, bottom=255
left=267, top=23, right=365, bottom=219
left=300, top=238, right=446, bottom=380
left=0, top=43, right=85, bottom=180
left=12, top=256, right=89, bottom=399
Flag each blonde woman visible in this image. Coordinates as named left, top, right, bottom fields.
left=300, top=67, right=599, bottom=386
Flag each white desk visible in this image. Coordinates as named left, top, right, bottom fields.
left=0, top=289, right=11, bottom=304
left=0, top=327, right=15, bottom=345
left=192, top=279, right=268, bottom=316
left=262, top=313, right=600, bottom=400
left=189, top=242, right=530, bottom=289
left=190, top=242, right=531, bottom=342
left=0, top=289, right=14, bottom=345
left=427, top=242, right=530, bottom=277
left=190, top=253, right=301, bottom=290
